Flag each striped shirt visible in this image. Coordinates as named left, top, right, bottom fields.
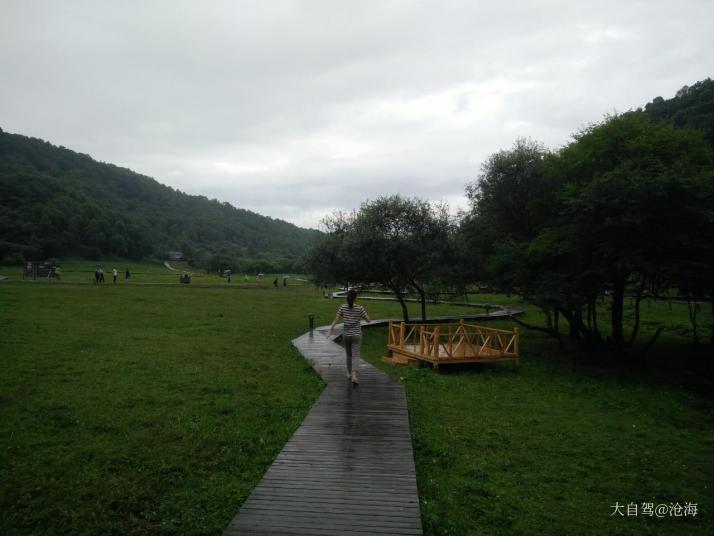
left=337, top=304, right=368, bottom=337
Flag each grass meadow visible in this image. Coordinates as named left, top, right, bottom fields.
left=1, top=260, right=712, bottom=535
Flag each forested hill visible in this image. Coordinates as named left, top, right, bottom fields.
left=0, top=128, right=320, bottom=270
left=641, top=77, right=714, bottom=145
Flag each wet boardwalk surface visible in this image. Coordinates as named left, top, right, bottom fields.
left=224, top=324, right=423, bottom=535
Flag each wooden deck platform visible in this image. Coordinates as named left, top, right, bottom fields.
left=224, top=325, right=423, bottom=535
left=385, top=320, right=520, bottom=371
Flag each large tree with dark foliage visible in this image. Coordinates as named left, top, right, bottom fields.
left=464, top=112, right=714, bottom=353
left=462, top=138, right=566, bottom=340
left=0, top=128, right=319, bottom=268
left=544, top=112, right=713, bottom=351
left=306, top=195, right=454, bottom=321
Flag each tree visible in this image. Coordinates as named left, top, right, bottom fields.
left=462, top=115, right=714, bottom=354
left=642, top=78, right=714, bottom=146
left=305, top=211, right=357, bottom=286
left=466, top=138, right=555, bottom=243
left=547, top=112, right=714, bottom=352
left=305, top=195, right=454, bottom=321
left=355, top=196, right=454, bottom=320
left=462, top=138, right=564, bottom=337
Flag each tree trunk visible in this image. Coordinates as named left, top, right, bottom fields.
left=710, top=295, right=714, bottom=345
left=575, top=303, right=594, bottom=348
left=591, top=295, right=601, bottom=342
left=509, top=311, right=559, bottom=339
left=553, top=309, right=564, bottom=352
left=687, top=298, right=699, bottom=345
left=544, top=307, right=553, bottom=332
left=611, top=277, right=626, bottom=351
left=567, top=307, right=580, bottom=340
left=561, top=307, right=583, bottom=345
left=627, top=285, right=644, bottom=351
left=517, top=306, right=566, bottom=352
left=561, top=305, right=597, bottom=348
left=639, top=326, right=664, bottom=357
left=410, top=279, right=427, bottom=321
left=392, top=287, right=409, bottom=322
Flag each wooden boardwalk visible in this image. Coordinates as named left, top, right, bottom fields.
left=224, top=324, right=423, bottom=535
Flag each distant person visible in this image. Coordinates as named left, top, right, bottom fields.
left=226, top=269, right=232, bottom=283
left=98, top=267, right=105, bottom=283
left=283, top=275, right=288, bottom=287
left=94, top=267, right=100, bottom=284
left=125, top=268, right=131, bottom=281
left=327, top=289, right=371, bottom=385
left=273, top=277, right=278, bottom=287
left=54, top=266, right=61, bottom=281
left=112, top=267, right=118, bottom=284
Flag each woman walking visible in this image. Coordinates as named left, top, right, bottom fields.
left=328, top=289, right=370, bottom=385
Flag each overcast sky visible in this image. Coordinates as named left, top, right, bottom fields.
left=1, top=1, right=712, bottom=229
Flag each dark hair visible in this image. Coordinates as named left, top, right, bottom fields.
left=347, top=289, right=358, bottom=309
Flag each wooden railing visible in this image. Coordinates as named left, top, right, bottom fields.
left=387, top=320, right=519, bottom=361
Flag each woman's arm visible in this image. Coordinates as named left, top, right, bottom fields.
left=362, top=307, right=371, bottom=323
left=327, top=315, right=340, bottom=337
left=327, top=307, right=342, bottom=336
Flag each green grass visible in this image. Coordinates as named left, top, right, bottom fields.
left=0, top=270, right=478, bottom=534
left=359, top=325, right=713, bottom=535
left=1, top=285, right=317, bottom=534
left=1, top=265, right=712, bottom=534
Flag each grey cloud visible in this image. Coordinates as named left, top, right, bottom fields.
left=1, top=0, right=712, bottom=228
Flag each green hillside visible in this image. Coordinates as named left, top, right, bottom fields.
left=0, top=129, right=320, bottom=271
left=641, top=77, right=714, bottom=145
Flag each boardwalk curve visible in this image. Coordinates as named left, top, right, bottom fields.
left=224, top=323, right=423, bottom=535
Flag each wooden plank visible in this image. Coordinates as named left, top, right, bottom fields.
left=224, top=324, right=423, bottom=535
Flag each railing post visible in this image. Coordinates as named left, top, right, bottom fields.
left=448, top=326, right=453, bottom=357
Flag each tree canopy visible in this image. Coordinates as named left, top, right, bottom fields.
left=463, top=111, right=714, bottom=352
left=642, top=78, right=714, bottom=146
left=306, top=195, right=454, bottom=321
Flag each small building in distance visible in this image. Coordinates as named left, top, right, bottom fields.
left=166, top=251, right=184, bottom=261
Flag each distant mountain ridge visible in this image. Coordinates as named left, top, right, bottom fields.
left=0, top=128, right=319, bottom=270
